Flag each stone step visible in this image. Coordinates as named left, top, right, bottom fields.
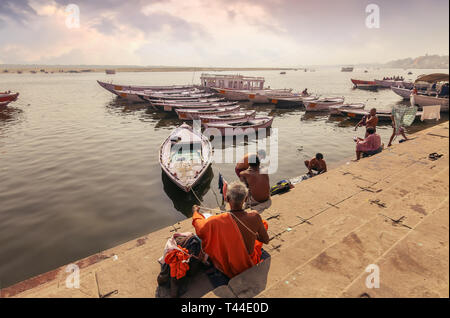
left=203, top=157, right=448, bottom=298
left=257, top=195, right=448, bottom=298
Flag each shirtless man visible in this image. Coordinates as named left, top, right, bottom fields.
left=355, top=108, right=378, bottom=137
left=226, top=182, right=269, bottom=254
left=304, top=153, right=327, bottom=175
left=239, top=154, right=270, bottom=204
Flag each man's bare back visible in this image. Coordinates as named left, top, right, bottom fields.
left=239, top=168, right=270, bottom=203
left=230, top=210, right=269, bottom=254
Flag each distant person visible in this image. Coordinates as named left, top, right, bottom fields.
left=354, top=127, right=382, bottom=161
left=239, top=154, right=270, bottom=206
left=302, top=88, right=309, bottom=96
left=192, top=181, right=269, bottom=279
left=355, top=108, right=378, bottom=137
left=304, top=153, right=327, bottom=175
left=388, top=114, right=408, bottom=147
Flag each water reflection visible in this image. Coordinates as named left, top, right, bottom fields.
left=161, top=166, right=214, bottom=217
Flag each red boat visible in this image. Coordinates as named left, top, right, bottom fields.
left=351, top=79, right=376, bottom=86
left=0, top=92, right=19, bottom=107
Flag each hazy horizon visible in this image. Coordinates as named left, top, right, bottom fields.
left=0, top=0, right=449, bottom=67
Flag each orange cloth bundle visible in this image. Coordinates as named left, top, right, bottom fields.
left=164, top=246, right=190, bottom=279
left=192, top=211, right=268, bottom=278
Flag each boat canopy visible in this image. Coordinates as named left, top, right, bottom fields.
left=415, top=73, right=449, bottom=83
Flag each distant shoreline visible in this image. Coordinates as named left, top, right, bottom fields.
left=0, top=66, right=298, bottom=74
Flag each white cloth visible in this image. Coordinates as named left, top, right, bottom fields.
left=421, top=105, right=441, bottom=121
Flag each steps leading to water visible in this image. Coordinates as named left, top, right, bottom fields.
left=204, top=123, right=449, bottom=298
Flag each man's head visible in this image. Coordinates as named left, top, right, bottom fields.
left=248, top=154, right=260, bottom=168
left=226, top=181, right=248, bottom=208
left=315, top=153, right=324, bottom=160
left=370, top=108, right=377, bottom=116
left=366, top=127, right=376, bottom=135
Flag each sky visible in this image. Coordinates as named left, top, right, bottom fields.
left=0, top=0, right=448, bottom=67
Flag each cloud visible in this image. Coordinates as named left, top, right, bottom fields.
left=0, top=0, right=448, bottom=66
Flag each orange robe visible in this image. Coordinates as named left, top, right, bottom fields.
left=192, top=211, right=268, bottom=278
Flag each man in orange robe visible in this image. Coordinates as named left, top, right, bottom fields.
left=192, top=181, right=269, bottom=278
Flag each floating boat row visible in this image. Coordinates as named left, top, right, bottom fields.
left=303, top=97, right=345, bottom=112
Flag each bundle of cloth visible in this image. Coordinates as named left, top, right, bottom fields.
left=157, top=232, right=208, bottom=297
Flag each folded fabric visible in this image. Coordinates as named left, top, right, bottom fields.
left=421, top=105, right=441, bottom=121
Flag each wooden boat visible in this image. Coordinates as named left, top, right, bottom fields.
left=304, top=97, right=345, bottom=112
left=391, top=86, right=412, bottom=100
left=113, top=90, right=147, bottom=102
left=97, top=80, right=194, bottom=95
left=105, top=69, right=116, bottom=74
left=159, top=97, right=224, bottom=104
left=176, top=105, right=240, bottom=120
left=340, top=108, right=423, bottom=121
left=199, top=110, right=256, bottom=124
left=152, top=101, right=238, bottom=112
left=410, top=94, right=449, bottom=112
left=341, top=66, right=354, bottom=72
left=267, top=96, right=305, bottom=108
left=0, top=92, right=19, bottom=107
left=356, top=84, right=378, bottom=91
left=159, top=123, right=212, bottom=192
left=280, top=71, right=286, bottom=75
left=203, top=116, right=274, bottom=135
left=374, top=79, right=403, bottom=88
left=329, top=103, right=365, bottom=115
left=146, top=92, right=215, bottom=100
left=351, top=79, right=376, bottom=86
left=247, top=89, right=294, bottom=104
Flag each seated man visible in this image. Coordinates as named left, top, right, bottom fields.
left=192, top=181, right=269, bottom=278
left=354, top=127, right=382, bottom=160
left=239, top=154, right=270, bottom=206
left=235, top=152, right=255, bottom=177
left=304, top=153, right=327, bottom=175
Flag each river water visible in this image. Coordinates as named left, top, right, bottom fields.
left=0, top=67, right=447, bottom=287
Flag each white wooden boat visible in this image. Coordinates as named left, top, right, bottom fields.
left=212, top=88, right=252, bottom=101
left=199, top=110, right=256, bottom=124
left=340, top=108, right=423, bottom=122
left=248, top=89, right=294, bottom=104
left=374, top=79, right=403, bottom=88
left=176, top=105, right=240, bottom=120
left=304, top=97, right=345, bottom=112
left=159, top=123, right=212, bottom=192
left=329, top=103, right=365, bottom=115
left=203, top=116, right=274, bottom=135
left=113, top=90, right=147, bottom=102
left=147, top=92, right=215, bottom=100
left=391, top=86, right=412, bottom=100
left=410, top=94, right=449, bottom=112
left=161, top=97, right=224, bottom=104
left=152, top=101, right=238, bottom=112
left=97, top=80, right=194, bottom=95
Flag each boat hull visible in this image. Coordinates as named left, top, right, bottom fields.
left=176, top=105, right=240, bottom=120
left=351, top=79, right=376, bottom=86
left=410, top=94, right=449, bottom=112
left=391, top=86, right=412, bottom=100
left=304, top=98, right=345, bottom=112
left=203, top=116, right=274, bottom=135
left=199, top=110, right=256, bottom=124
